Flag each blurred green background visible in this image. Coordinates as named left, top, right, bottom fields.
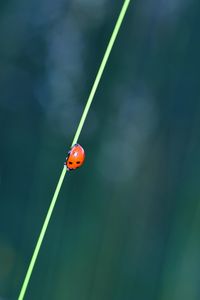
left=1, top=0, right=200, bottom=299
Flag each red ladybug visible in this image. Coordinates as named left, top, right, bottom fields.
left=65, top=144, right=85, bottom=170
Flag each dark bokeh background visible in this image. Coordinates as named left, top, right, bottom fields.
left=1, top=0, right=200, bottom=299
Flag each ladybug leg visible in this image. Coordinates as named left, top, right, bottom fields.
left=64, top=164, right=70, bottom=171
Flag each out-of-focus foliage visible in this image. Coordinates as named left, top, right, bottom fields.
left=0, top=0, right=200, bottom=299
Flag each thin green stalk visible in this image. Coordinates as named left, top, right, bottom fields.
left=18, top=1, right=131, bottom=299
left=71, top=0, right=131, bottom=146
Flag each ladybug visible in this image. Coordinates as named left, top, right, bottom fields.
left=65, top=144, right=85, bottom=170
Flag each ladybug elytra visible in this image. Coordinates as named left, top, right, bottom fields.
left=65, top=144, right=85, bottom=170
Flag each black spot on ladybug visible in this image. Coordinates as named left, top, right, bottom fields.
left=76, top=161, right=80, bottom=164
left=68, top=161, right=73, bottom=165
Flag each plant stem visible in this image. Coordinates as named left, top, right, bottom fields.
left=18, top=1, right=131, bottom=299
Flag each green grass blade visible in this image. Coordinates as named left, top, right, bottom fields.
left=18, top=1, right=131, bottom=299
left=71, top=0, right=131, bottom=146
left=18, top=167, right=66, bottom=300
